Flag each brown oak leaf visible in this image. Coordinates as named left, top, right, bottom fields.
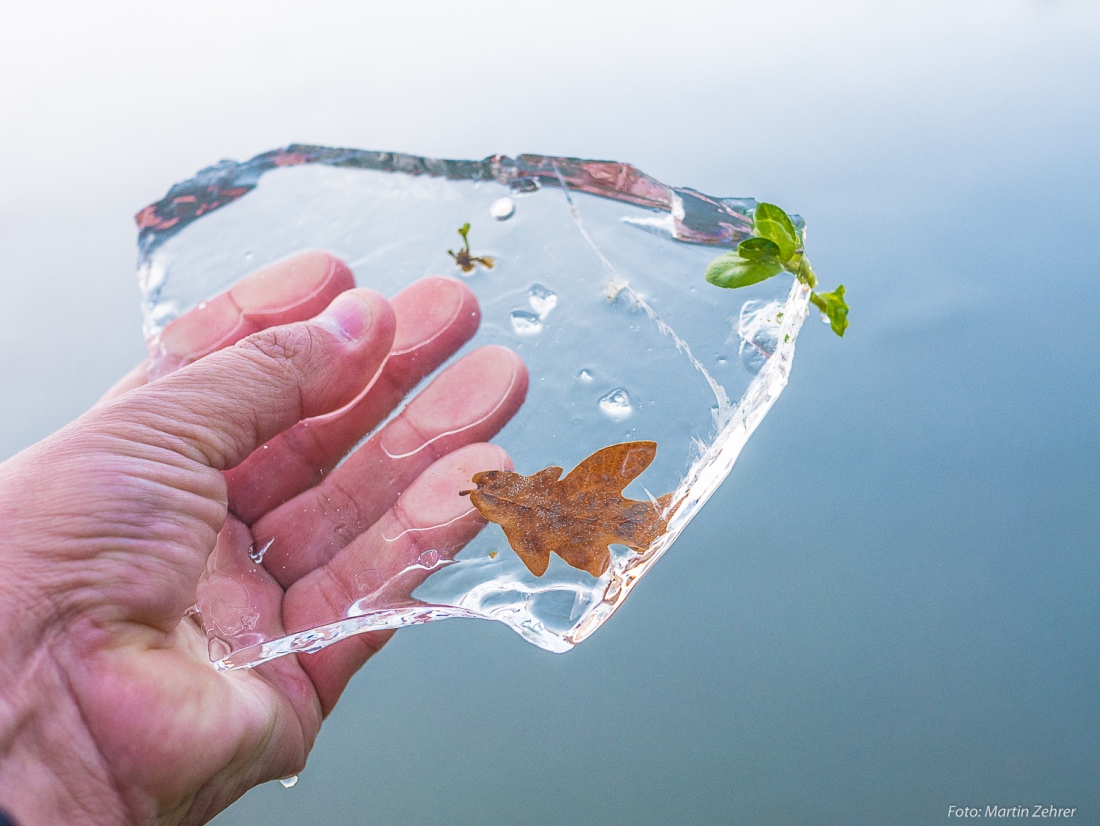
left=460, top=441, right=676, bottom=578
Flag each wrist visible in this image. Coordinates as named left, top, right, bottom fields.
left=0, top=645, right=130, bottom=826
left=0, top=441, right=78, bottom=646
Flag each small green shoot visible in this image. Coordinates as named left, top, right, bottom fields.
left=752, top=202, right=799, bottom=262
left=704, top=202, right=848, bottom=337
left=448, top=222, right=494, bottom=273
left=809, top=285, right=849, bottom=337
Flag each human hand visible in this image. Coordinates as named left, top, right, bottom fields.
left=0, top=252, right=527, bottom=825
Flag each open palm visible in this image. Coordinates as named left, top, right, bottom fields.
left=0, top=252, right=526, bottom=824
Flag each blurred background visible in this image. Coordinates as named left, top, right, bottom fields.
left=2, top=1, right=1097, bottom=823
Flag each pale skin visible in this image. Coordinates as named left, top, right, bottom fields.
left=0, top=252, right=528, bottom=825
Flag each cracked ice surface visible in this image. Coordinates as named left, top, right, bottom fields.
left=136, top=147, right=810, bottom=668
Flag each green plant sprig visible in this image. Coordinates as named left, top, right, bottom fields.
left=455, top=222, right=471, bottom=254
left=705, top=203, right=849, bottom=337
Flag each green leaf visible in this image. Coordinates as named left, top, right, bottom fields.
left=737, top=236, right=782, bottom=261
left=705, top=251, right=784, bottom=289
left=753, top=203, right=799, bottom=262
left=458, top=222, right=470, bottom=240
left=810, top=285, right=850, bottom=337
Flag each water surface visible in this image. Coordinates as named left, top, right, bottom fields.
left=0, top=2, right=1096, bottom=823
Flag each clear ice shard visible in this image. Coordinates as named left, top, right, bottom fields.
left=136, top=146, right=812, bottom=669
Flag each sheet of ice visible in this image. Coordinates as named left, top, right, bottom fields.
left=136, top=146, right=811, bottom=669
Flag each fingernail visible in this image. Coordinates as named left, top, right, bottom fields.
left=391, top=277, right=468, bottom=352
left=159, top=298, right=242, bottom=358
left=231, top=251, right=347, bottom=311
left=317, top=292, right=372, bottom=341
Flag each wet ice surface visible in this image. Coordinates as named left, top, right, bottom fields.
left=138, top=147, right=811, bottom=669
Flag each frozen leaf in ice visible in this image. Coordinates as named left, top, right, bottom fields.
left=461, top=442, right=676, bottom=578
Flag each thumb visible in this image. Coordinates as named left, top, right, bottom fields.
left=102, top=288, right=396, bottom=472
left=2, top=289, right=396, bottom=633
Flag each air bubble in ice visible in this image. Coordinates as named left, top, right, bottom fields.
left=418, top=549, right=440, bottom=569
left=576, top=369, right=594, bottom=384
left=510, top=310, right=543, bottom=335
left=528, top=284, right=557, bottom=318
left=490, top=197, right=515, bottom=220
left=598, top=388, right=633, bottom=421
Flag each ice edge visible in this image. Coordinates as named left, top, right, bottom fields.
left=563, top=277, right=811, bottom=646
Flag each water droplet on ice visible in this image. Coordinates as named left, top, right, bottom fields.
left=528, top=284, right=557, bottom=318
left=604, top=277, right=628, bottom=302
left=248, top=538, right=274, bottom=564
left=279, top=775, right=299, bottom=789
left=418, top=549, right=440, bottom=569
left=240, top=609, right=259, bottom=631
left=820, top=312, right=831, bottom=324
left=510, top=310, right=542, bottom=335
left=490, top=197, right=515, bottom=220
left=576, top=369, right=594, bottom=384
left=599, top=389, right=633, bottom=421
